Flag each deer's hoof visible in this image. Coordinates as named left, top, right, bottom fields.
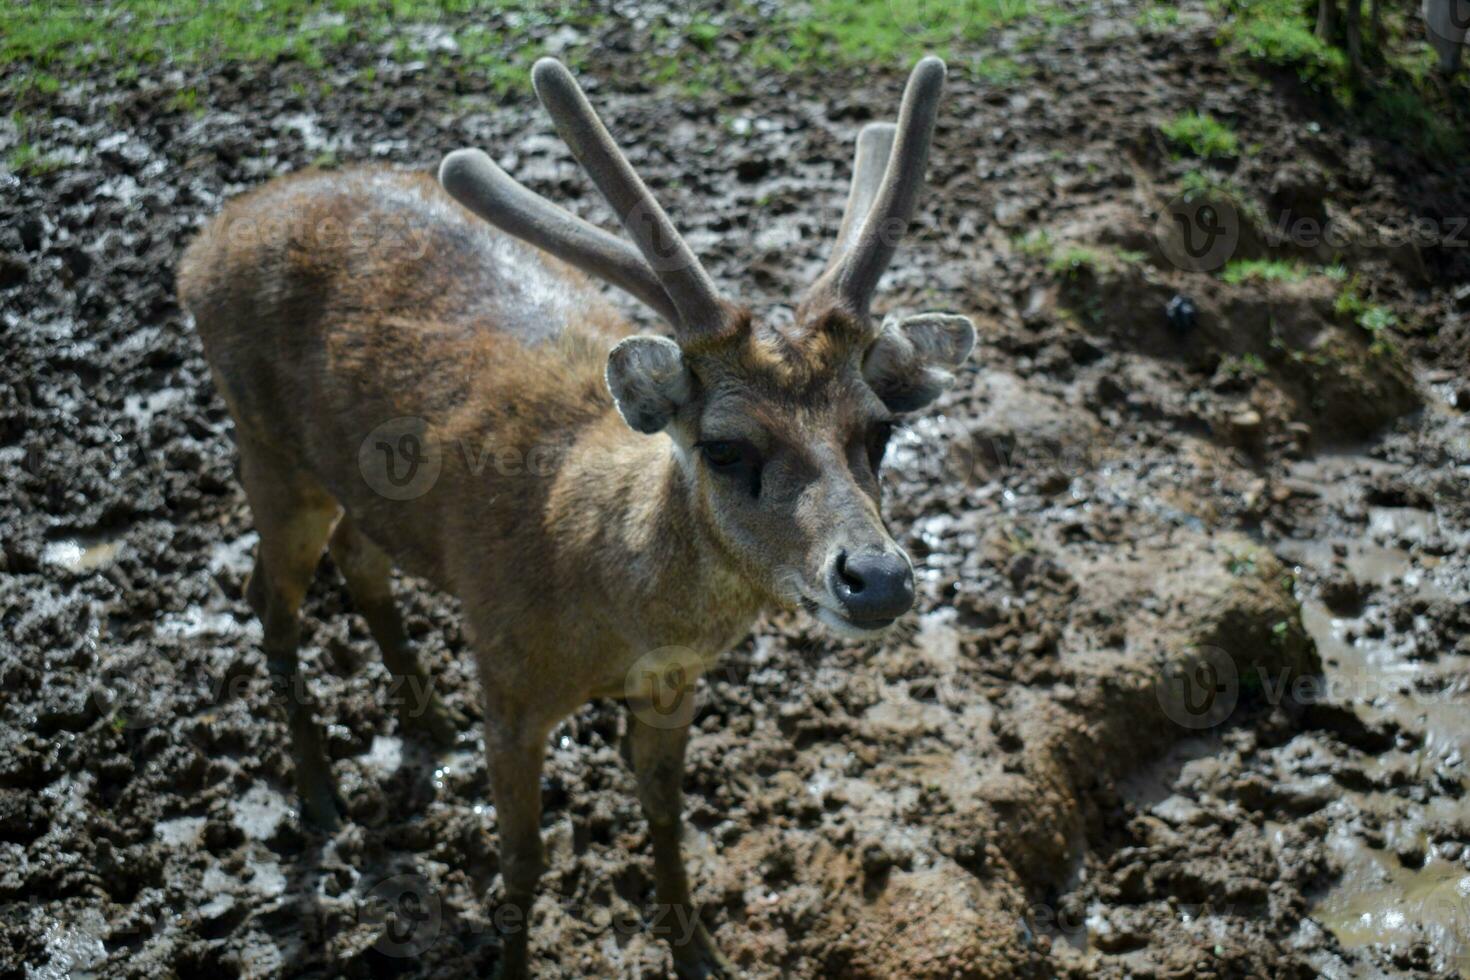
left=673, top=922, right=740, bottom=979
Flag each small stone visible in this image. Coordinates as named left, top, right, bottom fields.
left=1395, top=840, right=1427, bottom=869
left=1320, top=574, right=1369, bottom=614
left=0, top=250, right=26, bottom=289
left=1165, top=294, right=1197, bottom=334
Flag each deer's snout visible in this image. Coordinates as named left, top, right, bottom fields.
left=830, top=549, right=915, bottom=625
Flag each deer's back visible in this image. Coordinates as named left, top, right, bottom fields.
left=179, top=168, right=631, bottom=584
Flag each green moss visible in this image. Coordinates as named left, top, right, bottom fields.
left=1219, top=352, right=1269, bottom=379
left=1216, top=0, right=1347, bottom=85
left=1136, top=3, right=1182, bottom=31
left=1220, top=259, right=1309, bottom=284
left=5, top=142, right=65, bottom=176
left=1161, top=111, right=1241, bottom=159
left=1212, top=0, right=1464, bottom=160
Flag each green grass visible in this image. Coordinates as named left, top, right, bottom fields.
left=1220, top=259, right=1309, bottom=284
left=1161, top=111, right=1241, bottom=159
left=3, top=0, right=1061, bottom=104
left=1335, top=284, right=1400, bottom=333
left=4, top=142, right=65, bottom=176
left=1136, top=3, right=1182, bottom=31
left=1014, top=232, right=1145, bottom=276
left=1048, top=244, right=1110, bottom=276
left=1212, top=0, right=1464, bottom=159
left=1179, top=169, right=1270, bottom=232
left=1215, top=0, right=1347, bottom=85
left=756, top=0, right=1034, bottom=66
left=0, top=0, right=607, bottom=94
left=1221, top=353, right=1267, bottom=375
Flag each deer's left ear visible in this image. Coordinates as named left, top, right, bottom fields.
left=862, top=312, right=976, bottom=412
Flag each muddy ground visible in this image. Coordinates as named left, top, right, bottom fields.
left=3, top=2, right=1470, bottom=978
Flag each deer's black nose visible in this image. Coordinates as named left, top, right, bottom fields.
left=830, top=550, right=915, bottom=624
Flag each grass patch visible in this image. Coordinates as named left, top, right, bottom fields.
left=1161, top=111, right=1241, bottom=159
left=1335, top=278, right=1406, bottom=356
left=0, top=1, right=609, bottom=93
left=1136, top=3, right=1182, bottom=31
left=1014, top=232, right=1145, bottom=276
left=5, top=142, right=65, bottom=176
left=1220, top=259, right=1309, bottom=284
left=1212, top=0, right=1464, bottom=159
left=971, top=53, right=1033, bottom=84
left=749, top=0, right=1035, bottom=70
left=1219, top=352, right=1270, bottom=378
left=1048, top=244, right=1110, bottom=276
left=1335, top=284, right=1400, bottom=333
left=1215, top=0, right=1347, bottom=86
left=3, top=0, right=1063, bottom=104
left=1179, top=169, right=1270, bottom=232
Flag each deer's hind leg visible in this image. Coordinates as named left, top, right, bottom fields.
left=327, top=513, right=466, bottom=747
left=238, top=437, right=343, bottom=830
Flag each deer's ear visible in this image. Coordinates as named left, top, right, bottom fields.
left=862, top=312, right=976, bottom=412
left=606, top=336, right=695, bottom=433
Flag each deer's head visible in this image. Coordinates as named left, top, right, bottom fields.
left=441, top=57, right=972, bottom=637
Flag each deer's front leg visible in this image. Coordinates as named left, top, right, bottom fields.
left=486, top=722, right=548, bottom=980
left=626, top=709, right=736, bottom=979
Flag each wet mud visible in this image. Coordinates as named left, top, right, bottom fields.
left=3, top=3, right=1468, bottom=978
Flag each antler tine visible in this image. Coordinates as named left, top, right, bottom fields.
left=814, top=56, right=946, bottom=321
left=531, top=57, right=729, bottom=338
left=828, top=122, right=896, bottom=267
left=439, top=149, right=680, bottom=326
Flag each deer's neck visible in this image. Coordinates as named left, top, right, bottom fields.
left=549, top=412, right=766, bottom=653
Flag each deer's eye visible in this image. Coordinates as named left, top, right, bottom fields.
left=697, top=440, right=762, bottom=497
left=699, top=441, right=745, bottom=468
left=866, top=421, right=895, bottom=471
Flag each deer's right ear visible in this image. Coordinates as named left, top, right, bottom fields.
left=605, top=336, right=695, bottom=434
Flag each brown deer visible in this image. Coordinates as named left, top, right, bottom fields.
left=178, top=55, right=971, bottom=978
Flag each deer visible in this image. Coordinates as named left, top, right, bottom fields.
left=177, top=54, right=972, bottom=978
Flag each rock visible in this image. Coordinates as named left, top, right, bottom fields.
left=1267, top=162, right=1329, bottom=243
left=1320, top=574, right=1368, bottom=614
left=0, top=251, right=27, bottom=289
left=734, top=156, right=771, bottom=182
left=1093, top=374, right=1127, bottom=405
left=1165, top=294, right=1197, bottom=334
left=1395, top=840, right=1427, bottom=869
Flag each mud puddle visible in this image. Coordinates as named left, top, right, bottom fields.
left=1277, top=442, right=1469, bottom=972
